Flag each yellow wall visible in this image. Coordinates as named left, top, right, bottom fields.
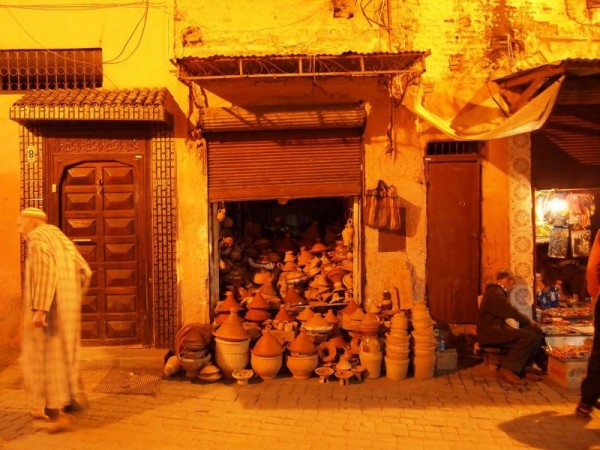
left=0, top=1, right=191, bottom=348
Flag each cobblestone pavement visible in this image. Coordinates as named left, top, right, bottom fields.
left=1, top=356, right=599, bottom=450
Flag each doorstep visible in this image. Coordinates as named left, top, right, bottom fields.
left=79, top=346, right=168, bottom=370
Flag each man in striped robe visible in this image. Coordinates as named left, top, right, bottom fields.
left=18, top=207, right=92, bottom=432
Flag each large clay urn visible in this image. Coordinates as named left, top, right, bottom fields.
left=286, top=331, right=318, bottom=379
left=213, top=308, right=250, bottom=379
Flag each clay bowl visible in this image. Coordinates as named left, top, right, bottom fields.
left=231, top=369, right=254, bottom=385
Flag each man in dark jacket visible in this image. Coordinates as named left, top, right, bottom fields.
left=477, top=270, right=545, bottom=386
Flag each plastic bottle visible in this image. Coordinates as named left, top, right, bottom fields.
left=434, top=329, right=445, bottom=351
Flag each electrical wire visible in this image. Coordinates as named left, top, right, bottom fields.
left=103, top=0, right=150, bottom=64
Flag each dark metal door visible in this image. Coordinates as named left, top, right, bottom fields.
left=52, top=157, right=148, bottom=345
left=426, top=159, right=481, bottom=323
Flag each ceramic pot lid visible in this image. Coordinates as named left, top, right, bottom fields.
left=274, top=306, right=294, bottom=322
left=248, top=291, right=269, bottom=310
left=296, top=307, right=315, bottom=322
left=341, top=301, right=358, bottom=315
left=284, top=287, right=307, bottom=307
left=217, top=291, right=241, bottom=313
left=288, top=330, right=317, bottom=355
left=252, top=330, right=284, bottom=356
left=324, top=309, right=340, bottom=325
left=304, top=314, right=333, bottom=332
left=212, top=308, right=250, bottom=341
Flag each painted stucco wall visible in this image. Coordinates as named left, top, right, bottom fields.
left=0, top=0, right=191, bottom=349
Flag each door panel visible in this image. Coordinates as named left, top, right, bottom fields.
left=54, top=158, right=147, bottom=345
left=427, top=159, right=481, bottom=323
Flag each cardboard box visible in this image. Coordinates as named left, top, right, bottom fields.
left=547, top=355, right=588, bottom=389
left=435, top=349, right=457, bottom=371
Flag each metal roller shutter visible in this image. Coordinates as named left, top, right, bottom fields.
left=207, top=128, right=363, bottom=201
left=204, top=104, right=365, bottom=201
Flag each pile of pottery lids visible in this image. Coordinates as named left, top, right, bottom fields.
left=167, top=323, right=214, bottom=379
left=410, top=302, right=436, bottom=380
left=384, top=313, right=410, bottom=380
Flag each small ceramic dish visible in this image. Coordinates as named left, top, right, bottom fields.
left=314, top=366, right=335, bottom=383
left=231, top=369, right=254, bottom=385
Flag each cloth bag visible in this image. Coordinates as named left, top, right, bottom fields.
left=364, top=180, right=401, bottom=230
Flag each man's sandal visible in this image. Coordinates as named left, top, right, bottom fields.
left=576, top=403, right=592, bottom=418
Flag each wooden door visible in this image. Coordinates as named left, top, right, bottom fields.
left=426, top=159, right=481, bottom=323
left=53, top=157, right=148, bottom=345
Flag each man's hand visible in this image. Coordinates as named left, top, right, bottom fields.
left=33, top=310, right=48, bottom=328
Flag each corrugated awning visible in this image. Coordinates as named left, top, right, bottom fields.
left=177, top=51, right=428, bottom=80
left=10, top=88, right=173, bottom=123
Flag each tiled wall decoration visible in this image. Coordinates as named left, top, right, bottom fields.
left=508, top=134, right=534, bottom=318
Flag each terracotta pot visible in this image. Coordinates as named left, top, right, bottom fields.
left=413, top=355, right=436, bottom=380
left=359, top=351, right=383, bottom=379
left=286, top=353, right=318, bottom=379
left=251, top=353, right=283, bottom=380
left=214, top=337, right=250, bottom=379
left=385, top=356, right=410, bottom=381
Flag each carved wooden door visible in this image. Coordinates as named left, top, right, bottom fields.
left=51, top=156, right=148, bottom=346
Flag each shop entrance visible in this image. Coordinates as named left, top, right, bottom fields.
left=210, top=197, right=359, bottom=316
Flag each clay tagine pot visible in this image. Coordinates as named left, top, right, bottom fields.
left=213, top=307, right=250, bottom=342
left=252, top=330, right=284, bottom=357
left=288, top=330, right=317, bottom=356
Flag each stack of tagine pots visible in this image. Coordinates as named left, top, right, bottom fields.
left=384, top=313, right=410, bottom=380
left=358, top=313, right=383, bottom=379
left=251, top=330, right=285, bottom=380
left=410, top=302, right=436, bottom=380
left=213, top=307, right=251, bottom=379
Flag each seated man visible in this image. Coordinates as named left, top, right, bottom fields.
left=477, top=270, right=546, bottom=386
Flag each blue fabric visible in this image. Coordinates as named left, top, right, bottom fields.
left=537, top=286, right=560, bottom=308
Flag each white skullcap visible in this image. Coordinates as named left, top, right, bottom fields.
left=20, top=207, right=48, bottom=220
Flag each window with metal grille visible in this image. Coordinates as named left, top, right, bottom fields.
left=426, top=140, right=483, bottom=156
left=0, top=48, right=102, bottom=92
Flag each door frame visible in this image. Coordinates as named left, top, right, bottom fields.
left=45, top=145, right=153, bottom=346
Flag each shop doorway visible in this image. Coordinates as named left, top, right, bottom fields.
left=426, top=157, right=481, bottom=323
left=46, top=128, right=151, bottom=346
left=210, top=197, right=360, bottom=315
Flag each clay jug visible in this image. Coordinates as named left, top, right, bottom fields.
left=216, top=208, right=227, bottom=222
left=342, top=219, right=355, bottom=247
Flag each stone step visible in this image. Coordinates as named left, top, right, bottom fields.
left=79, top=346, right=168, bottom=370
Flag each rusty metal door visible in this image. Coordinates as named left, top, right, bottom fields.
left=51, top=157, right=148, bottom=345
left=426, top=159, right=481, bottom=323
